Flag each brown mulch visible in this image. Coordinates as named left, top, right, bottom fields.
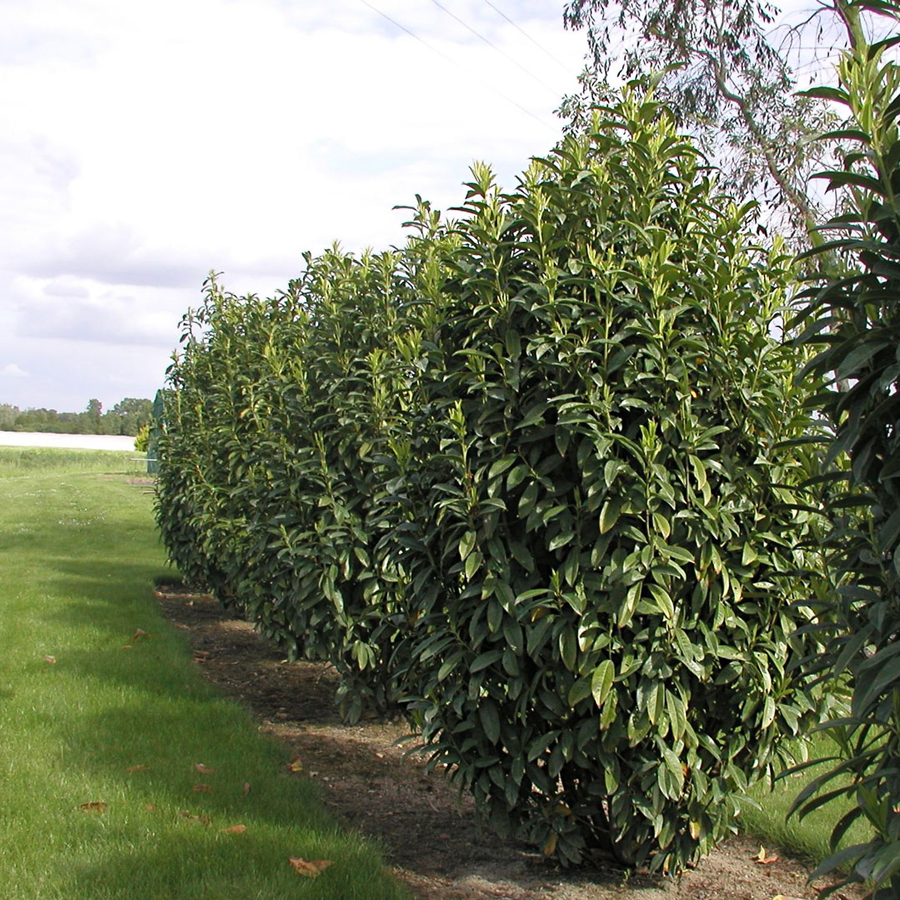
left=154, top=582, right=866, bottom=900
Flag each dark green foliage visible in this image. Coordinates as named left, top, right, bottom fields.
left=388, top=92, right=823, bottom=873
left=790, top=19, right=900, bottom=898
left=155, top=229, right=449, bottom=719
left=108, top=397, right=154, bottom=436
left=155, top=90, right=822, bottom=875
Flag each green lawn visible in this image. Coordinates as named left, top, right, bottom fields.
left=0, top=449, right=406, bottom=900
left=741, top=731, right=872, bottom=867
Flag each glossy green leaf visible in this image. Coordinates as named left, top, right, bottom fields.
left=591, top=659, right=615, bottom=708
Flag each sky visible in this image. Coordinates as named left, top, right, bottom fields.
left=0, top=0, right=586, bottom=413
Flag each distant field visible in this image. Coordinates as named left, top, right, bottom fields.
left=0, top=431, right=137, bottom=451
left=0, top=446, right=140, bottom=478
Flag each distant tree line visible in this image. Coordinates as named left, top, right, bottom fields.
left=0, top=398, right=153, bottom=437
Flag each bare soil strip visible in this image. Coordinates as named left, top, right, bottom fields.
left=155, top=584, right=863, bottom=900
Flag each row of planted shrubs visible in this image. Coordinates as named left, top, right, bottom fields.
left=156, top=91, right=831, bottom=874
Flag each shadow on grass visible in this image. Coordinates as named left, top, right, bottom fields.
left=58, top=701, right=330, bottom=826
left=45, top=560, right=170, bottom=601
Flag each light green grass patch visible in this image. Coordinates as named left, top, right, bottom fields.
left=0, top=460, right=406, bottom=900
left=741, top=733, right=873, bottom=866
left=0, top=446, right=139, bottom=478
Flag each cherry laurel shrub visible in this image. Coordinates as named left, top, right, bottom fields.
left=156, top=90, right=824, bottom=874
left=384, top=92, right=824, bottom=872
left=156, top=227, right=451, bottom=720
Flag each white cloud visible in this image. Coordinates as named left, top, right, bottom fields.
left=0, top=0, right=587, bottom=409
left=1, top=363, right=29, bottom=378
left=12, top=275, right=190, bottom=347
left=42, top=278, right=90, bottom=299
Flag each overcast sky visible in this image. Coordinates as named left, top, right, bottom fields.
left=0, top=0, right=586, bottom=413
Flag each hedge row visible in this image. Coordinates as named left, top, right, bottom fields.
left=156, top=91, right=826, bottom=874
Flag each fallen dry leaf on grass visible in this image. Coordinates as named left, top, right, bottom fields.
left=755, top=846, right=779, bottom=865
left=220, top=824, right=247, bottom=834
left=194, top=763, right=215, bottom=775
left=289, top=858, right=333, bottom=878
left=79, top=802, right=107, bottom=814
left=178, top=810, right=211, bottom=825
left=44, top=655, right=56, bottom=665
left=131, top=628, right=149, bottom=643
left=286, top=754, right=303, bottom=773
left=127, top=765, right=152, bottom=773
left=243, top=782, right=252, bottom=795
left=192, top=784, right=213, bottom=793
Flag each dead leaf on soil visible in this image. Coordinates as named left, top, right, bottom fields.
left=755, top=846, right=779, bottom=865
left=79, top=802, right=107, bottom=814
left=220, top=824, right=247, bottom=834
left=44, top=655, right=56, bottom=664
left=289, top=858, right=333, bottom=878
left=127, top=764, right=152, bottom=773
left=194, top=763, right=215, bottom=775
left=192, top=784, right=213, bottom=793
left=286, top=754, right=303, bottom=773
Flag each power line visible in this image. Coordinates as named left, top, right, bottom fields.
left=480, top=0, right=574, bottom=75
left=358, top=0, right=557, bottom=134
left=427, top=0, right=561, bottom=99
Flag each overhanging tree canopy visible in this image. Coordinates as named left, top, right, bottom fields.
left=561, top=0, right=844, bottom=241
